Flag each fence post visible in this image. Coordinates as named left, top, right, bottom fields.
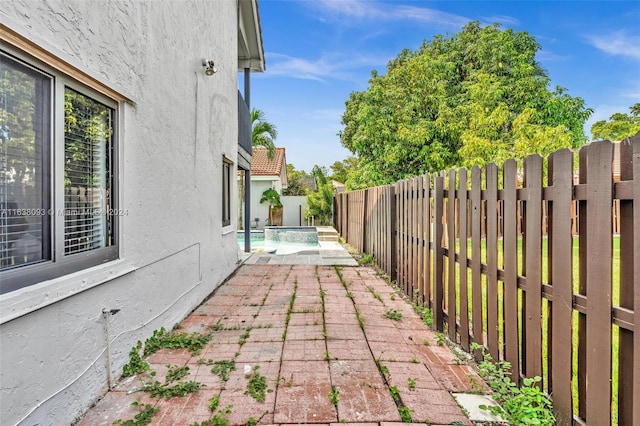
left=390, top=184, right=397, bottom=283
left=433, top=175, right=445, bottom=331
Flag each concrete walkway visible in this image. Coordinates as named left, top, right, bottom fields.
left=77, top=250, right=489, bottom=425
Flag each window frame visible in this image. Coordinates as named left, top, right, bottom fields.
left=1, top=47, right=120, bottom=294
left=222, top=156, right=233, bottom=228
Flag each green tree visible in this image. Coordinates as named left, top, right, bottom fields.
left=340, top=22, right=592, bottom=187
left=306, top=166, right=334, bottom=225
left=329, top=157, right=358, bottom=184
left=251, top=108, right=277, bottom=160
left=590, top=103, right=640, bottom=140
left=283, top=164, right=312, bottom=196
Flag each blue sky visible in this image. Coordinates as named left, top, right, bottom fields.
left=250, top=0, right=640, bottom=173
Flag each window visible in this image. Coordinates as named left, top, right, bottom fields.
left=1, top=49, right=118, bottom=294
left=222, top=156, right=233, bottom=227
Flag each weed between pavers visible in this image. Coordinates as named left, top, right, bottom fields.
left=245, top=366, right=271, bottom=402
left=407, top=377, right=416, bottom=390
left=122, top=341, right=150, bottom=377
left=279, top=374, right=293, bottom=387
left=112, top=398, right=159, bottom=425
left=165, top=364, right=190, bottom=382
left=328, top=386, right=340, bottom=405
left=238, top=329, right=250, bottom=346
left=398, top=406, right=413, bottom=423
left=143, top=327, right=212, bottom=356
left=210, top=360, right=236, bottom=382
left=189, top=404, right=233, bottom=426
left=208, top=395, right=220, bottom=411
left=383, top=309, right=403, bottom=321
left=282, top=278, right=298, bottom=341
left=367, top=286, right=384, bottom=304
left=141, top=380, right=203, bottom=399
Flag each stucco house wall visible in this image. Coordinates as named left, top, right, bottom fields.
left=0, top=1, right=259, bottom=424
left=250, top=178, right=276, bottom=228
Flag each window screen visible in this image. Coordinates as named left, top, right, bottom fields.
left=64, top=88, right=115, bottom=255
left=0, top=54, right=51, bottom=271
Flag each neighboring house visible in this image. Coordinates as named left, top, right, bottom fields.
left=332, top=180, right=346, bottom=193
left=0, top=1, right=264, bottom=424
left=247, top=147, right=287, bottom=228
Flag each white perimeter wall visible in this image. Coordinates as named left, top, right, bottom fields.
left=281, top=195, right=309, bottom=226
left=0, top=1, right=242, bottom=424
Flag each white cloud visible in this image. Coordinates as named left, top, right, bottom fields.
left=264, top=52, right=389, bottom=82
left=312, top=0, right=469, bottom=28
left=314, top=0, right=382, bottom=19
left=537, top=50, right=570, bottom=62
left=480, top=14, right=521, bottom=26
left=586, top=31, right=640, bottom=60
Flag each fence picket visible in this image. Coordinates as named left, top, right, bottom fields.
left=584, top=141, right=613, bottom=425
left=548, top=149, right=573, bottom=423
left=471, top=166, right=483, bottom=360
left=448, top=170, right=457, bottom=341
left=524, top=155, right=543, bottom=383
left=618, top=135, right=638, bottom=425
left=434, top=175, right=445, bottom=330
left=486, top=163, right=500, bottom=361
left=459, top=168, right=470, bottom=351
left=503, top=159, right=519, bottom=383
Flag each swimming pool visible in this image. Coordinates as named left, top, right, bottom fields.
left=237, top=227, right=320, bottom=254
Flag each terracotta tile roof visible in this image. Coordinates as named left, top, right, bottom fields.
left=251, top=147, right=286, bottom=176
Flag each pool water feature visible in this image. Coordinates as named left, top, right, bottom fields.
left=238, top=226, right=320, bottom=254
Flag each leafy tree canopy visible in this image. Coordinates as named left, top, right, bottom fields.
left=590, top=103, right=640, bottom=141
left=329, top=157, right=359, bottom=185
left=340, top=21, right=592, bottom=188
left=283, top=163, right=312, bottom=196
left=306, top=166, right=334, bottom=225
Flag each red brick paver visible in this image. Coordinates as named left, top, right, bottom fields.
left=76, top=264, right=482, bottom=426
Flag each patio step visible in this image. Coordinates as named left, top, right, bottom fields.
left=316, top=227, right=340, bottom=242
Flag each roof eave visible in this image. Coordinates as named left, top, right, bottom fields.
left=238, top=0, right=265, bottom=72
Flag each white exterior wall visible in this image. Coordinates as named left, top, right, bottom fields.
left=0, top=1, right=244, bottom=424
left=281, top=195, right=309, bottom=226
left=250, top=178, right=276, bottom=228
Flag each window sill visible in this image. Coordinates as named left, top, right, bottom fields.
left=0, top=260, right=135, bottom=325
left=222, top=226, right=235, bottom=236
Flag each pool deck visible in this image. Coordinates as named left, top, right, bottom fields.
left=242, top=240, right=358, bottom=266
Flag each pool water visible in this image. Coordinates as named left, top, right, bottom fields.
left=237, top=230, right=320, bottom=255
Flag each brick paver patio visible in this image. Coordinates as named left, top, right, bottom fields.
left=77, top=263, right=488, bottom=426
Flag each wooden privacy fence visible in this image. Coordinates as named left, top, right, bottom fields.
left=334, top=135, right=640, bottom=425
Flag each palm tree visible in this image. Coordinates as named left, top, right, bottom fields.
left=251, top=108, right=277, bottom=160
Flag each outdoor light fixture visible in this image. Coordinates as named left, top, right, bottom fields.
left=202, top=59, right=217, bottom=75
